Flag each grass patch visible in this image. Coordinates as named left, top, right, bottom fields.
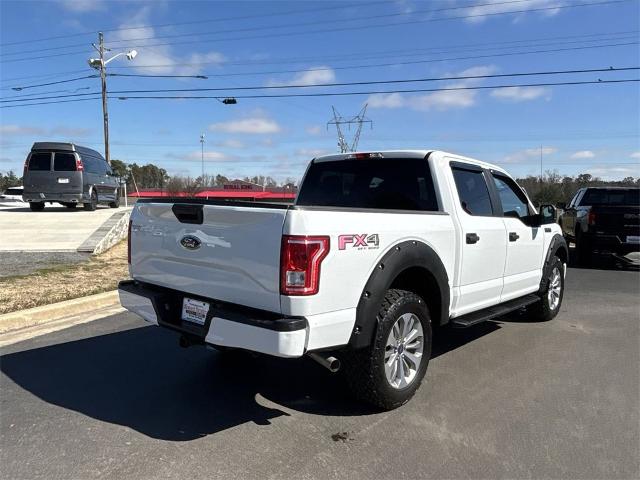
left=0, top=241, right=129, bottom=315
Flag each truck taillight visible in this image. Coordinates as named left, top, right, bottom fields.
left=127, top=220, right=132, bottom=264
left=588, top=210, right=596, bottom=226
left=76, top=157, right=84, bottom=171
left=280, top=235, right=329, bottom=296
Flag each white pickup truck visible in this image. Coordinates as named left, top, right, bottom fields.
left=119, top=150, right=567, bottom=409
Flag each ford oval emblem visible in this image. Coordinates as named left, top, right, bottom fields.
left=180, top=235, right=201, bottom=250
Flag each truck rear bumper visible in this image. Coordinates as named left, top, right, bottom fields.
left=117, top=280, right=307, bottom=358
left=22, top=192, right=83, bottom=203
left=584, top=233, right=640, bottom=255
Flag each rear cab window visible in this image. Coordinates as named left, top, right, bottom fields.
left=580, top=189, right=640, bottom=206
left=27, top=152, right=52, bottom=171
left=451, top=166, right=493, bottom=216
left=296, top=157, right=439, bottom=211
left=53, top=152, right=78, bottom=171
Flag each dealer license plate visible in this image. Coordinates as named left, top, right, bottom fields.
left=626, top=235, right=640, bottom=244
left=57, top=178, right=69, bottom=183
left=181, top=297, right=210, bottom=325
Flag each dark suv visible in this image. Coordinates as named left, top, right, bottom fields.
left=22, top=142, right=120, bottom=211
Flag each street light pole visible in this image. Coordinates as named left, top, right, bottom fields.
left=89, top=35, right=137, bottom=165
left=98, top=32, right=110, bottom=165
left=200, top=133, right=205, bottom=179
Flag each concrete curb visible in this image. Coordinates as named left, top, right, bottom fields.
left=78, top=208, right=131, bottom=254
left=0, top=290, right=120, bottom=334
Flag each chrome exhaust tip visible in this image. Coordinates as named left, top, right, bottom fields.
left=308, top=352, right=341, bottom=373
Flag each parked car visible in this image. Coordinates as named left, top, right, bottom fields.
left=558, top=187, right=640, bottom=263
left=22, top=142, right=120, bottom=211
left=119, top=150, right=567, bottom=409
left=0, top=186, right=24, bottom=203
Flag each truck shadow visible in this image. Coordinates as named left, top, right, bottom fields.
left=1, top=322, right=498, bottom=441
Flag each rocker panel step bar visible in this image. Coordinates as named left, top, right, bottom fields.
left=451, top=294, right=540, bottom=328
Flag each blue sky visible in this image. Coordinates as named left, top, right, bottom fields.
left=1, top=0, right=639, bottom=182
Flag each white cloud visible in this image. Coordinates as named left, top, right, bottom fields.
left=268, top=66, right=336, bottom=87
left=368, top=92, right=406, bottom=108
left=216, top=139, right=246, bottom=149
left=465, top=0, right=566, bottom=24
left=209, top=117, right=281, bottom=135
left=368, top=65, right=497, bottom=111
left=504, top=147, right=557, bottom=163
left=110, top=7, right=224, bottom=75
left=491, top=86, right=551, bottom=102
left=0, top=125, right=45, bottom=136
left=166, top=151, right=230, bottom=162
left=296, top=148, right=332, bottom=158
left=305, top=125, right=323, bottom=135
left=586, top=166, right=639, bottom=180
left=630, top=151, right=640, bottom=159
left=58, top=0, right=104, bottom=12
left=570, top=150, right=595, bottom=159
left=0, top=124, right=91, bottom=137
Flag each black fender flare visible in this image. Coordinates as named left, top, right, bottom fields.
left=348, top=240, right=450, bottom=349
left=539, top=234, right=568, bottom=291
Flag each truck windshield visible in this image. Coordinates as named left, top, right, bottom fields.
left=296, top=157, right=438, bottom=211
left=581, top=189, right=639, bottom=206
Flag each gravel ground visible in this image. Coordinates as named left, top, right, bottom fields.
left=0, top=251, right=90, bottom=278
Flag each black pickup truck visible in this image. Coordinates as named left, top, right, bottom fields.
left=558, top=187, right=640, bottom=263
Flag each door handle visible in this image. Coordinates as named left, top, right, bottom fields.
left=466, top=233, right=480, bottom=244
left=509, top=232, right=520, bottom=242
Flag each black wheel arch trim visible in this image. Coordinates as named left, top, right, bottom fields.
left=348, top=240, right=450, bottom=349
left=539, top=234, right=568, bottom=291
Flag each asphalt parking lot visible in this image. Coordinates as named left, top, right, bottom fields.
left=1, top=265, right=638, bottom=479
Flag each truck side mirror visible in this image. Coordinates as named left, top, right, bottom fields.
left=539, top=204, right=556, bottom=224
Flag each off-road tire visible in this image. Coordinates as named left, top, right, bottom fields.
left=29, top=202, right=45, bottom=211
left=343, top=289, right=432, bottom=410
left=527, top=256, right=565, bottom=321
left=83, top=189, right=97, bottom=211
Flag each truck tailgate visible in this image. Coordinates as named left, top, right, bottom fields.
left=130, top=201, right=288, bottom=313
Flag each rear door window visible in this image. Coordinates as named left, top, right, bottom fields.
left=451, top=166, right=493, bottom=216
left=28, top=152, right=51, bottom=171
left=53, top=153, right=77, bottom=171
left=296, top=157, right=438, bottom=211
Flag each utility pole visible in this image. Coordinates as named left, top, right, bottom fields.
left=327, top=105, right=372, bottom=153
left=89, top=35, right=137, bottom=165
left=540, top=144, right=543, bottom=183
left=98, top=32, right=110, bottom=164
left=200, top=133, right=205, bottom=179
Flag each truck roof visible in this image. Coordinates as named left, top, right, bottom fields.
left=313, top=149, right=507, bottom=175
left=31, top=142, right=104, bottom=159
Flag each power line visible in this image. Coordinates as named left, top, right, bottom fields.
left=99, top=1, right=633, bottom=52
left=100, top=0, right=543, bottom=48
left=0, top=0, right=629, bottom=64
left=0, top=1, right=392, bottom=47
left=3, top=66, right=637, bottom=103
left=2, top=29, right=635, bottom=84
left=104, top=41, right=639, bottom=78
left=107, top=32, right=640, bottom=70
left=0, top=0, right=537, bottom=56
left=6, top=75, right=97, bottom=91
left=2, top=78, right=637, bottom=108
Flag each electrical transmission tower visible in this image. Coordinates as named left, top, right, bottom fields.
left=327, top=105, right=372, bottom=153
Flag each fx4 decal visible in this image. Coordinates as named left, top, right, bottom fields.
left=338, top=234, right=380, bottom=250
